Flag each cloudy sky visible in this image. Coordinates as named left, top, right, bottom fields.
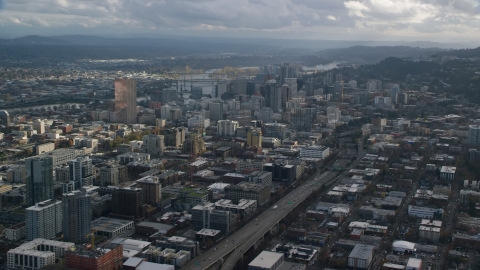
left=1, top=0, right=480, bottom=42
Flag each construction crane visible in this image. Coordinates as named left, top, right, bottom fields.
left=85, top=222, right=112, bottom=249
left=341, top=80, right=345, bottom=101
left=85, top=230, right=98, bottom=249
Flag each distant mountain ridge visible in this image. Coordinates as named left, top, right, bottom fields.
left=0, top=35, right=73, bottom=45
left=0, top=35, right=478, bottom=50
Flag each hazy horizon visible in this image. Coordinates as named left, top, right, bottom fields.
left=1, top=0, right=480, bottom=44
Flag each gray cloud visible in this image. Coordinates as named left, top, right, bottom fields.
left=0, top=0, right=479, bottom=41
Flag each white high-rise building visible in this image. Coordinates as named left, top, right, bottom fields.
left=327, top=106, right=341, bottom=125
left=468, top=125, right=480, bottom=146
left=33, top=119, right=45, bottom=134
left=188, top=115, right=211, bottom=128
left=217, top=120, right=239, bottom=136
left=26, top=199, right=62, bottom=241
left=69, top=156, right=94, bottom=189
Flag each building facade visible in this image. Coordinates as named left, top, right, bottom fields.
left=25, top=156, right=54, bottom=206
left=115, top=77, right=137, bottom=124
left=62, top=189, right=91, bottom=244
left=26, top=199, right=63, bottom=241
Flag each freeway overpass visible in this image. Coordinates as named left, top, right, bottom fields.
left=181, top=170, right=339, bottom=270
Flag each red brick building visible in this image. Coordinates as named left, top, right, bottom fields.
left=65, top=243, right=123, bottom=270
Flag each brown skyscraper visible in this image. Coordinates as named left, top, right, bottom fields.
left=115, top=78, right=137, bottom=124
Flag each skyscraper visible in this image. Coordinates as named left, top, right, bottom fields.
left=115, top=78, right=137, bottom=124
left=391, top=84, right=400, bottom=104
left=284, top=78, right=298, bottom=98
left=26, top=199, right=62, bottom=240
left=62, top=189, right=91, bottom=244
left=69, top=157, right=94, bottom=189
left=265, top=80, right=281, bottom=113
left=209, top=101, right=224, bottom=122
left=278, top=63, right=296, bottom=86
left=25, top=156, right=54, bottom=206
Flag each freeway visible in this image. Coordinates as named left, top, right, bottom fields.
left=182, top=169, right=339, bottom=270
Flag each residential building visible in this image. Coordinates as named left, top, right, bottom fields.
left=115, top=77, right=137, bottom=124
left=459, top=189, right=480, bottom=204
left=69, top=156, right=94, bottom=189
left=217, top=120, right=239, bottom=136
left=7, top=239, right=74, bottom=270
left=135, top=175, right=162, bottom=206
left=26, top=199, right=63, bottom=241
left=141, top=134, right=165, bottom=157
left=188, top=115, right=210, bottom=129
left=247, top=128, right=262, bottom=147
left=6, top=165, right=26, bottom=183
left=110, top=187, right=148, bottom=221
left=327, top=106, right=341, bottom=125
left=5, top=222, right=26, bottom=241
left=209, top=101, right=224, bottom=122
left=62, top=189, right=91, bottom=244
left=418, top=226, right=441, bottom=243
left=98, top=163, right=127, bottom=186
left=468, top=125, right=480, bottom=146
left=264, top=122, right=287, bottom=140
left=25, top=156, right=54, bottom=206
left=164, top=127, right=186, bottom=147
left=116, top=152, right=150, bottom=165
left=182, top=135, right=205, bottom=155
left=374, top=96, right=392, bottom=107
left=348, top=244, right=375, bottom=269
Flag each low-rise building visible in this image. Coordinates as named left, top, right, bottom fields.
left=408, top=205, right=444, bottom=219
left=5, top=222, right=26, bottom=242
left=299, top=146, right=331, bottom=159
left=91, top=217, right=135, bottom=239
left=65, top=243, right=123, bottom=270
left=440, top=166, right=456, bottom=181
left=8, top=239, right=74, bottom=270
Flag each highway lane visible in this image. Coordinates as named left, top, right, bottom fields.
left=220, top=171, right=338, bottom=270
left=182, top=170, right=337, bottom=270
